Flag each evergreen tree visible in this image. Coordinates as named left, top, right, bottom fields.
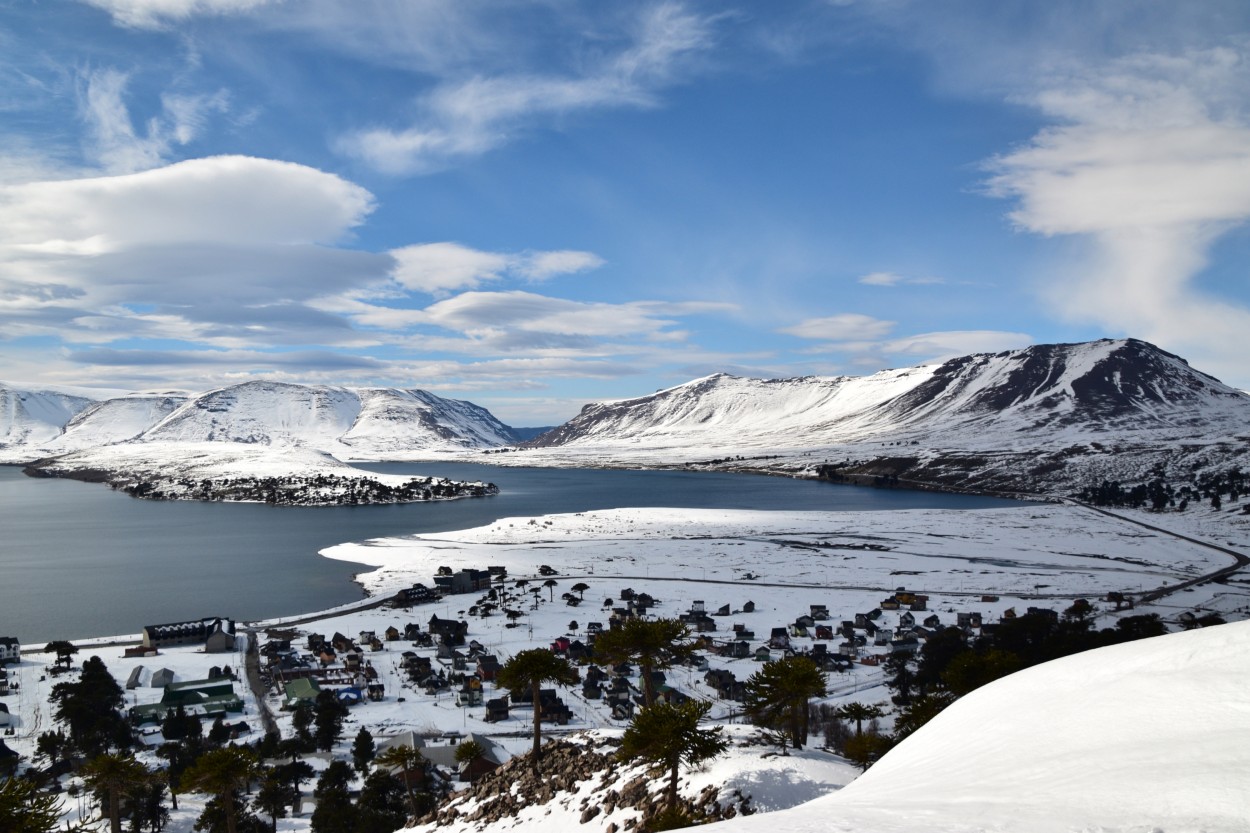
left=834, top=702, right=884, bottom=738
left=312, top=692, right=348, bottom=753
left=496, top=649, right=579, bottom=770
left=80, top=751, right=150, bottom=833
left=351, top=727, right=375, bottom=775
left=310, top=761, right=354, bottom=833
left=355, top=770, right=408, bottom=833
left=373, top=745, right=426, bottom=818
left=183, top=746, right=258, bottom=833
left=253, top=769, right=296, bottom=833
left=591, top=618, right=693, bottom=706
left=742, top=656, right=827, bottom=749
left=0, top=776, right=65, bottom=833
left=619, top=700, right=727, bottom=815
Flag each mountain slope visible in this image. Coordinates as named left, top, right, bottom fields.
left=528, top=339, right=1250, bottom=452
left=713, top=620, right=1250, bottom=833
left=0, top=381, right=519, bottom=462
left=0, top=384, right=97, bottom=447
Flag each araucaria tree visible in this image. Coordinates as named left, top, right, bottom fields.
left=743, top=656, right=827, bottom=750
left=81, top=751, right=150, bottom=833
left=182, top=746, right=258, bottom=833
left=0, top=776, right=65, bottom=833
left=619, top=700, right=727, bottom=814
left=496, top=648, right=578, bottom=770
left=592, top=617, right=693, bottom=706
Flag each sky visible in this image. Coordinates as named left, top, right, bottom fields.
left=2, top=0, right=1250, bottom=426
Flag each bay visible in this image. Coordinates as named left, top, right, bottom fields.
left=0, top=462, right=1024, bottom=641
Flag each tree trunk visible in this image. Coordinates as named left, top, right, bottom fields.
left=531, top=680, right=543, bottom=770
left=641, top=661, right=655, bottom=706
left=668, top=761, right=680, bottom=812
left=108, top=790, right=122, bottom=833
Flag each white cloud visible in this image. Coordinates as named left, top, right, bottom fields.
left=858, top=271, right=944, bottom=286
left=780, top=313, right=895, bottom=341
left=389, top=243, right=604, bottom=294
left=78, top=69, right=232, bottom=173
left=419, top=290, right=733, bottom=341
left=985, top=46, right=1250, bottom=381
left=82, top=0, right=273, bottom=29
left=338, top=3, right=716, bottom=174
left=0, top=156, right=383, bottom=346
left=878, top=330, right=1033, bottom=358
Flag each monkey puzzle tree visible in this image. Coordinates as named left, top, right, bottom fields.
left=619, top=700, right=727, bottom=815
left=182, top=746, right=258, bottom=833
left=0, top=776, right=65, bottom=833
left=496, top=648, right=578, bottom=770
left=80, top=751, right=150, bottom=833
left=592, top=617, right=693, bottom=706
left=742, top=656, right=827, bottom=750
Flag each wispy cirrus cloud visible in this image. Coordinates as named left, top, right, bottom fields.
left=79, top=68, right=230, bottom=173
left=337, top=3, right=718, bottom=174
left=857, top=271, right=944, bottom=287
left=81, top=0, right=274, bottom=29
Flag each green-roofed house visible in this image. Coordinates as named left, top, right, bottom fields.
left=284, top=677, right=322, bottom=708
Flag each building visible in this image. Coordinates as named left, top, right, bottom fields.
left=141, top=617, right=235, bottom=650
left=0, top=637, right=19, bottom=665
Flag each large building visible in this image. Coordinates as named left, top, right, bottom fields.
left=141, top=617, right=236, bottom=651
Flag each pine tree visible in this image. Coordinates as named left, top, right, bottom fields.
left=591, top=618, right=693, bottom=706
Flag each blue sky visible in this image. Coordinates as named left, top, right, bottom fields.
left=3, top=1, right=1250, bottom=425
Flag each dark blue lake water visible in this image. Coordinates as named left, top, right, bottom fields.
left=0, top=462, right=1023, bottom=640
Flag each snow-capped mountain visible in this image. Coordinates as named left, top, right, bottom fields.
left=0, top=380, right=518, bottom=462
left=528, top=339, right=1250, bottom=452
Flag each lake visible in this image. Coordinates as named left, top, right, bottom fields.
left=0, top=462, right=1025, bottom=641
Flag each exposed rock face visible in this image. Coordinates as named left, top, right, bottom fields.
left=416, top=737, right=753, bottom=832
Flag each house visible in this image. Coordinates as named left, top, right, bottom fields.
left=714, top=604, right=731, bottom=616
left=434, top=568, right=492, bottom=595
left=814, top=625, right=834, bottom=640
left=141, top=617, right=235, bottom=650
left=485, top=697, right=510, bottom=722
left=810, top=604, right=830, bottom=620
left=957, top=612, right=984, bottom=628
left=742, top=601, right=755, bottom=613
left=284, top=677, right=322, bottom=707
left=729, top=640, right=751, bottom=659
left=205, top=624, right=237, bottom=654
left=923, top=614, right=942, bottom=628
left=384, top=626, right=401, bottom=642
left=394, top=583, right=439, bottom=607
left=794, top=614, right=816, bottom=629
left=428, top=615, right=469, bottom=643
left=769, top=627, right=791, bottom=650
left=125, top=666, right=145, bottom=690
left=704, top=669, right=745, bottom=701
left=690, top=600, right=706, bottom=614
left=367, top=683, right=385, bottom=701
left=476, top=655, right=501, bottom=682
left=754, top=646, right=773, bottom=662
left=150, top=668, right=175, bottom=688
left=899, top=611, right=916, bottom=629
left=403, top=623, right=423, bottom=641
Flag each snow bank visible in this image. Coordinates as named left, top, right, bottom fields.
left=714, top=620, right=1250, bottom=833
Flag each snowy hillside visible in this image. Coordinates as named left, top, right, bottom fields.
left=711, top=620, right=1250, bottom=833
left=0, top=383, right=97, bottom=447
left=0, top=380, right=518, bottom=463
left=530, top=339, right=1250, bottom=452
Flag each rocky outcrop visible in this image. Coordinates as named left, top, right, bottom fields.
left=417, top=736, right=753, bottom=832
